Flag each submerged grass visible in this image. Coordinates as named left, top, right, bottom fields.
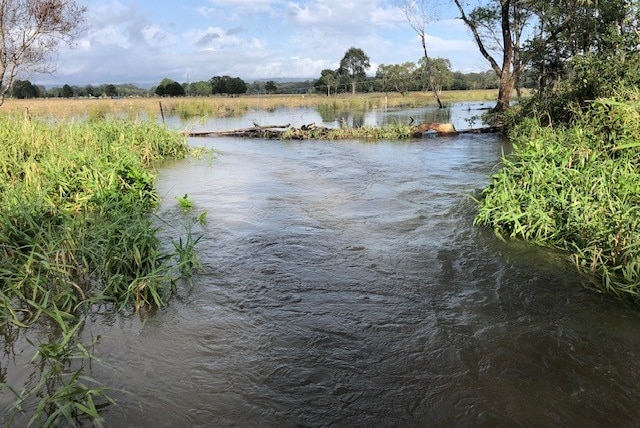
left=475, top=91, right=640, bottom=297
left=0, top=115, right=201, bottom=426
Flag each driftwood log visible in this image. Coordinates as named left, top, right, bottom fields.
left=186, top=124, right=291, bottom=138
left=185, top=123, right=334, bottom=139
left=185, top=122, right=501, bottom=139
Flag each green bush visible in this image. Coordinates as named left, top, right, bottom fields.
left=476, top=93, right=640, bottom=296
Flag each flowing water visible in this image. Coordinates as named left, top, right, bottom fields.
left=3, top=104, right=640, bottom=427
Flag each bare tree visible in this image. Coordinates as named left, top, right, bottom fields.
left=396, top=0, right=444, bottom=108
left=0, top=0, right=86, bottom=106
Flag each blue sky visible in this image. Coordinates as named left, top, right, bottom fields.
left=39, top=0, right=489, bottom=87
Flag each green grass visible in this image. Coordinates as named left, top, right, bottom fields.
left=475, top=91, right=640, bottom=297
left=0, top=115, right=203, bottom=426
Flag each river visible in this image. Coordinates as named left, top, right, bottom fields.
left=3, top=104, right=640, bottom=426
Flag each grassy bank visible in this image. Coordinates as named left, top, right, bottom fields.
left=475, top=94, right=640, bottom=297
left=0, top=115, right=200, bottom=426
left=0, top=90, right=499, bottom=119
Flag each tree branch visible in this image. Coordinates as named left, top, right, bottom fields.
left=452, top=0, right=502, bottom=76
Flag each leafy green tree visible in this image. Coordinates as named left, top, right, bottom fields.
left=314, top=69, right=340, bottom=95
left=73, top=85, right=86, bottom=97
left=210, top=75, right=247, bottom=95
left=451, top=0, right=602, bottom=112
left=376, top=62, right=417, bottom=95
left=11, top=80, right=40, bottom=99
left=264, top=80, right=277, bottom=93
left=417, top=57, right=453, bottom=94
left=158, top=78, right=174, bottom=88
left=165, top=81, right=186, bottom=97
left=61, top=84, right=74, bottom=98
left=532, top=0, right=639, bottom=100
left=85, top=85, right=95, bottom=97
left=116, top=83, right=148, bottom=97
left=45, top=86, right=61, bottom=97
left=189, top=81, right=213, bottom=96
left=338, top=47, right=371, bottom=95
left=104, top=84, right=118, bottom=97
left=482, top=0, right=638, bottom=123
left=229, top=77, right=248, bottom=95
left=154, top=78, right=185, bottom=97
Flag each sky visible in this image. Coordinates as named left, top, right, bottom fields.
left=37, top=0, right=489, bottom=87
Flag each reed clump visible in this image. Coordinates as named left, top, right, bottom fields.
left=0, top=115, right=197, bottom=318
left=475, top=92, right=640, bottom=297
left=0, top=115, right=200, bottom=426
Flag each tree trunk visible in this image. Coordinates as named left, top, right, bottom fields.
left=495, top=72, right=514, bottom=113
left=420, top=34, right=443, bottom=108
left=494, top=0, right=514, bottom=113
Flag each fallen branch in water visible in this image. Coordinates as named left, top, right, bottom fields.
left=184, top=122, right=502, bottom=139
left=184, top=123, right=332, bottom=139
left=186, top=124, right=291, bottom=138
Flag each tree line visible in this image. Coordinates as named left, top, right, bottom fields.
left=10, top=65, right=504, bottom=100
left=313, top=48, right=507, bottom=95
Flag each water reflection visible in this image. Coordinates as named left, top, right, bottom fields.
left=170, top=101, right=490, bottom=133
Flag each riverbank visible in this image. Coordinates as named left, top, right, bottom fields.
left=0, top=115, right=200, bottom=426
left=475, top=94, right=640, bottom=298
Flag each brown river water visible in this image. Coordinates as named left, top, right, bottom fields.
left=3, top=104, right=640, bottom=427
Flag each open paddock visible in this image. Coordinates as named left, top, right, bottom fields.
left=0, top=90, right=501, bottom=119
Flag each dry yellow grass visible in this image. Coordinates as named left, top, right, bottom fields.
left=0, top=90, right=500, bottom=119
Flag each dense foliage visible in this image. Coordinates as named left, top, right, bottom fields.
left=524, top=5, right=640, bottom=124
left=451, top=0, right=640, bottom=112
left=155, top=78, right=186, bottom=97
left=0, top=117, right=195, bottom=319
left=338, top=47, right=371, bottom=95
left=10, top=80, right=41, bottom=99
left=472, top=0, right=640, bottom=299
left=477, top=92, right=640, bottom=297
left=209, top=75, right=248, bottom=95
left=0, top=117, right=200, bottom=426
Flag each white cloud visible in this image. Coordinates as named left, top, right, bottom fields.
left=208, top=0, right=280, bottom=6
left=142, top=25, right=177, bottom=48
left=371, top=6, right=405, bottom=27
left=185, top=27, right=247, bottom=51
left=92, top=25, right=132, bottom=49
left=284, top=0, right=399, bottom=29
left=36, top=0, right=488, bottom=87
